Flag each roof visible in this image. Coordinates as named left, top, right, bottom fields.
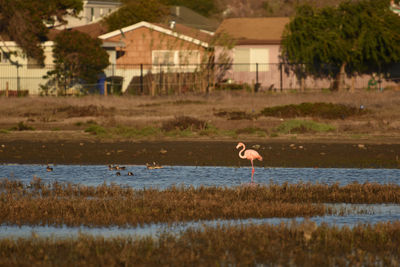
left=216, top=17, right=290, bottom=45
left=99, top=21, right=211, bottom=47
left=47, top=22, right=108, bottom=40
left=168, top=6, right=219, bottom=32
left=67, top=22, right=109, bottom=38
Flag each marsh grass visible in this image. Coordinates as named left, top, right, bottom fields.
left=0, top=222, right=399, bottom=266
left=9, top=121, right=35, bottom=131
left=1, top=178, right=400, bottom=227
left=0, top=91, right=399, bottom=139
left=260, top=102, right=367, bottom=119
left=275, top=119, right=336, bottom=134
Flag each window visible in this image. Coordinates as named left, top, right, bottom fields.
left=178, top=51, right=199, bottom=65
left=0, top=52, right=9, bottom=63
left=233, top=48, right=269, bottom=72
left=152, top=50, right=199, bottom=66
left=153, top=51, right=175, bottom=65
left=27, top=57, right=43, bottom=69
left=233, top=48, right=250, bottom=71
left=250, top=48, right=269, bottom=71
left=116, top=50, right=125, bottom=59
left=90, top=8, right=95, bottom=21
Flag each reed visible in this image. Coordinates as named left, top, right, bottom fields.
left=0, top=221, right=399, bottom=266
left=1, top=178, right=400, bottom=227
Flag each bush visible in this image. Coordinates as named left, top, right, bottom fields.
left=10, top=121, right=35, bottom=131
left=260, top=102, right=367, bottom=119
left=84, top=124, right=107, bottom=135
left=275, top=119, right=335, bottom=134
left=161, top=116, right=207, bottom=132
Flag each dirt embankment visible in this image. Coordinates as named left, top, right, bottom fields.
left=0, top=139, right=399, bottom=168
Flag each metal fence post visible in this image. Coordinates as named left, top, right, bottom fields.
left=140, top=64, right=143, bottom=94
left=256, top=63, right=259, bottom=85
left=280, top=63, right=283, bottom=92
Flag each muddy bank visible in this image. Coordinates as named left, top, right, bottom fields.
left=0, top=140, right=399, bottom=168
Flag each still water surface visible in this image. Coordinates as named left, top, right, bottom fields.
left=1, top=164, right=400, bottom=188
left=1, top=164, right=399, bottom=239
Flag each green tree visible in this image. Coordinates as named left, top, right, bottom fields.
left=0, top=0, right=83, bottom=65
left=103, top=0, right=169, bottom=31
left=281, top=0, right=400, bottom=91
left=43, top=30, right=109, bottom=95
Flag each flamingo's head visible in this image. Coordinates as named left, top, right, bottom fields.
left=236, top=142, right=244, bottom=149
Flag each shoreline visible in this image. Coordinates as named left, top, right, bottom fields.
left=0, top=138, right=399, bottom=168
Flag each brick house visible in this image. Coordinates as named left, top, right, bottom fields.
left=98, top=21, right=213, bottom=93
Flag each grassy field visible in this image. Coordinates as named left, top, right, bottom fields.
left=0, top=90, right=400, bottom=141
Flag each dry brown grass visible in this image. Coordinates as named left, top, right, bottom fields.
left=1, top=221, right=400, bottom=266
left=0, top=90, right=400, bottom=140
left=1, top=178, right=400, bottom=227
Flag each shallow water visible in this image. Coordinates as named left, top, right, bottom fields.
left=1, top=164, right=400, bottom=189
left=1, top=204, right=400, bottom=239
left=1, top=164, right=399, bottom=239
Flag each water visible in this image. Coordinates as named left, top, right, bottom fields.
left=1, top=164, right=400, bottom=189
left=1, top=164, right=399, bottom=239
left=2, top=204, right=400, bottom=239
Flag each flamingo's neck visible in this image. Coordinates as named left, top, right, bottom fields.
left=238, top=144, right=246, bottom=159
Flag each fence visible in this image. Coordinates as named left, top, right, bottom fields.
left=0, top=63, right=399, bottom=96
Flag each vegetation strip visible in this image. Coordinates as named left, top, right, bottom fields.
left=0, top=222, right=400, bottom=266
left=1, top=179, right=400, bottom=227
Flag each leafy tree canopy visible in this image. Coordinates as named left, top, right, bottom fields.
left=103, top=0, right=169, bottom=31
left=46, top=30, right=109, bottom=94
left=281, top=0, right=400, bottom=89
left=0, top=0, right=83, bottom=64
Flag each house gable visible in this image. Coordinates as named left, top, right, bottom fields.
left=99, top=21, right=209, bottom=48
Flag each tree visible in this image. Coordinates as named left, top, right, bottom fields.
left=281, top=0, right=400, bottom=91
left=103, top=0, right=169, bottom=31
left=42, top=30, right=109, bottom=95
left=0, top=0, right=83, bottom=65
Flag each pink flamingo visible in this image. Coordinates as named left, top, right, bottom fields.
left=236, top=142, right=263, bottom=183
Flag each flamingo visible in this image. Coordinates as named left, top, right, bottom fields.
left=236, top=142, right=263, bottom=183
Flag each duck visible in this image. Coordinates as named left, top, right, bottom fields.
left=127, top=172, right=134, bottom=176
left=116, top=172, right=121, bottom=176
left=116, top=166, right=126, bottom=170
left=108, top=165, right=118, bottom=171
left=46, top=165, right=53, bottom=172
left=146, top=162, right=163, bottom=170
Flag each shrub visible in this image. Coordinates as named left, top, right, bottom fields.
left=10, top=121, right=35, bottom=131
left=161, top=116, right=207, bottom=132
left=260, top=102, right=367, bottom=119
left=275, top=119, right=335, bottom=134
left=84, top=124, right=107, bottom=135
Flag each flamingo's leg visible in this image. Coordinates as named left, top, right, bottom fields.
left=251, top=160, right=254, bottom=183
